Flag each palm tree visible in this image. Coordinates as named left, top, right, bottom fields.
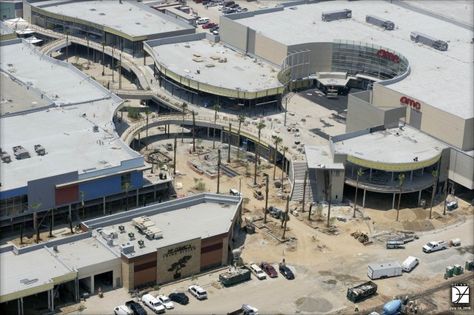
left=254, top=120, right=266, bottom=185
left=396, top=173, right=405, bottom=221
left=429, top=169, right=439, bottom=219
left=353, top=168, right=364, bottom=218
left=212, top=104, right=220, bottom=149
left=325, top=170, right=332, bottom=228
left=236, top=115, right=245, bottom=159
left=227, top=123, right=232, bottom=163
left=282, top=195, right=290, bottom=239
left=181, top=102, right=188, bottom=143
left=192, top=111, right=196, bottom=153
left=280, top=146, right=288, bottom=185
left=273, top=136, right=282, bottom=180
left=145, top=108, right=151, bottom=149
left=80, top=191, right=85, bottom=219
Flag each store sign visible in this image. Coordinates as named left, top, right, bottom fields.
left=377, top=49, right=400, bottom=63
left=162, top=244, right=196, bottom=259
left=400, top=96, right=421, bottom=111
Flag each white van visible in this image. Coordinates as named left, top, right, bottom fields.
left=250, top=264, right=267, bottom=280
left=402, top=256, right=419, bottom=272
left=229, top=188, right=240, bottom=196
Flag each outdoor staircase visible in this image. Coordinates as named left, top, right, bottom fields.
left=290, top=160, right=313, bottom=202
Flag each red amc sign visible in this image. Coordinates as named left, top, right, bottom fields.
left=400, top=96, right=421, bottom=111
left=377, top=49, right=400, bottom=63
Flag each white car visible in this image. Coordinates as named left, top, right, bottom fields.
left=142, top=294, right=165, bottom=314
left=188, top=285, right=208, bottom=300
left=196, top=17, right=210, bottom=25
left=249, top=263, right=267, bottom=280
left=114, top=305, right=133, bottom=315
left=423, top=241, right=448, bottom=253
left=157, top=295, right=174, bottom=309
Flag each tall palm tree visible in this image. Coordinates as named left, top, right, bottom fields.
left=192, top=110, right=196, bottom=153
left=325, top=170, right=332, bottom=228
left=212, top=104, right=220, bottom=149
left=254, top=120, right=266, bottom=185
left=280, top=146, right=288, bottom=185
left=181, top=102, right=188, bottom=143
left=80, top=191, right=85, bottom=219
left=227, top=123, right=232, bottom=163
left=273, top=136, right=282, bottom=180
left=236, top=115, right=245, bottom=159
left=353, top=168, right=364, bottom=218
left=429, top=169, right=439, bottom=219
left=145, top=108, right=151, bottom=149
left=396, top=173, right=405, bottom=221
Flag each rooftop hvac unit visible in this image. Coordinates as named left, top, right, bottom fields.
left=128, top=232, right=135, bottom=240
left=138, top=239, right=145, bottom=248
left=93, top=125, right=99, bottom=132
left=118, top=225, right=126, bottom=233
left=132, top=216, right=155, bottom=233
left=34, top=144, right=46, bottom=156
left=410, top=32, right=448, bottom=51
left=145, top=226, right=163, bottom=240
left=365, top=15, right=395, bottom=30
left=322, top=9, right=352, bottom=22
left=120, top=242, right=134, bottom=255
left=12, top=145, right=30, bottom=160
left=1, top=150, right=11, bottom=163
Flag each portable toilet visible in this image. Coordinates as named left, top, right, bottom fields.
left=383, top=299, right=402, bottom=315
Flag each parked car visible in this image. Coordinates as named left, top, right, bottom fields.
left=279, top=263, right=295, bottom=280
left=196, top=17, right=210, bottom=25
left=157, top=295, right=174, bottom=309
left=229, top=188, right=240, bottom=196
left=188, top=285, right=208, bottom=300
left=250, top=263, right=267, bottom=280
left=142, top=294, right=165, bottom=314
left=260, top=262, right=278, bottom=278
left=169, top=292, right=189, bottom=305
left=268, top=206, right=282, bottom=218
left=423, top=241, right=448, bottom=253
left=401, top=256, right=419, bottom=272
left=114, top=305, right=133, bottom=315
left=212, top=30, right=219, bottom=35
left=202, top=22, right=217, bottom=29
left=446, top=200, right=458, bottom=210
left=125, top=301, right=147, bottom=315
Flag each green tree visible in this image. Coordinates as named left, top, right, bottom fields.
left=396, top=173, right=405, bottom=221
left=272, top=136, right=282, bottom=180
left=236, top=115, right=245, bottom=159
left=353, top=168, right=364, bottom=218
left=429, top=169, right=439, bottom=219
left=254, top=120, right=266, bottom=185
left=213, top=104, right=221, bottom=149
left=181, top=102, right=188, bottom=143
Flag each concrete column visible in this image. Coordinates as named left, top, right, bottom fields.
left=220, top=129, right=224, bottom=143
left=392, top=193, right=396, bottom=209
left=18, top=297, right=24, bottom=315
left=421, top=168, right=424, bottom=175
left=418, top=190, right=422, bottom=205
left=207, top=127, right=210, bottom=138
left=362, top=189, right=367, bottom=208
left=153, top=185, right=157, bottom=202
left=68, top=204, right=72, bottom=219
left=75, top=278, right=80, bottom=302
left=103, top=196, right=106, bottom=215
left=47, top=290, right=51, bottom=310
left=369, top=168, right=372, bottom=181
left=50, top=289, right=54, bottom=311
left=90, top=275, right=95, bottom=294
left=391, top=172, right=394, bottom=182
left=410, top=170, right=414, bottom=182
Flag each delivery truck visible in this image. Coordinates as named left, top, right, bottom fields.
left=367, top=261, right=402, bottom=280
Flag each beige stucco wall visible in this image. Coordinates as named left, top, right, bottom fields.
left=449, top=149, right=474, bottom=189
left=219, top=17, right=248, bottom=52
left=254, top=32, right=288, bottom=66
left=156, top=238, right=201, bottom=284
left=121, top=259, right=133, bottom=290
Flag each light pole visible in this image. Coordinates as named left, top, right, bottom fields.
left=264, top=174, right=269, bottom=223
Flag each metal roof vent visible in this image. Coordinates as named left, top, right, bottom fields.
left=120, top=242, right=134, bottom=255
left=34, top=144, right=46, bottom=156
left=322, top=9, right=352, bottom=22
left=1, top=148, right=11, bottom=163
left=13, top=146, right=30, bottom=160
left=410, top=32, right=448, bottom=51
left=366, top=15, right=395, bottom=30
left=138, top=240, right=145, bottom=248
left=93, top=125, right=99, bottom=132
left=118, top=225, right=126, bottom=233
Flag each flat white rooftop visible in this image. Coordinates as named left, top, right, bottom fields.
left=235, top=1, right=474, bottom=119
left=0, top=248, right=74, bottom=300
left=333, top=126, right=447, bottom=165
left=0, top=40, right=141, bottom=192
left=305, top=145, right=344, bottom=170
left=95, top=196, right=240, bottom=258
left=152, top=39, right=282, bottom=92
left=32, top=0, right=194, bottom=38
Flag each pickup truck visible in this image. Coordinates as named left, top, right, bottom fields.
left=227, top=304, right=258, bottom=315
left=423, top=241, right=448, bottom=253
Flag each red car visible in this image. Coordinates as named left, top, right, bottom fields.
left=202, top=22, right=217, bottom=29
left=260, top=262, right=278, bottom=278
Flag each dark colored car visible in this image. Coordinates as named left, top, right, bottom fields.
left=260, top=262, right=278, bottom=278
left=202, top=22, right=217, bottom=29
left=279, top=264, right=295, bottom=280
left=125, top=300, right=147, bottom=315
left=169, top=292, right=189, bottom=305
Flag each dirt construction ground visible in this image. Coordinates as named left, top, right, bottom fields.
left=64, top=133, right=474, bottom=315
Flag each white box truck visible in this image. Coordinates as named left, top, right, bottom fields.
left=368, top=262, right=402, bottom=280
